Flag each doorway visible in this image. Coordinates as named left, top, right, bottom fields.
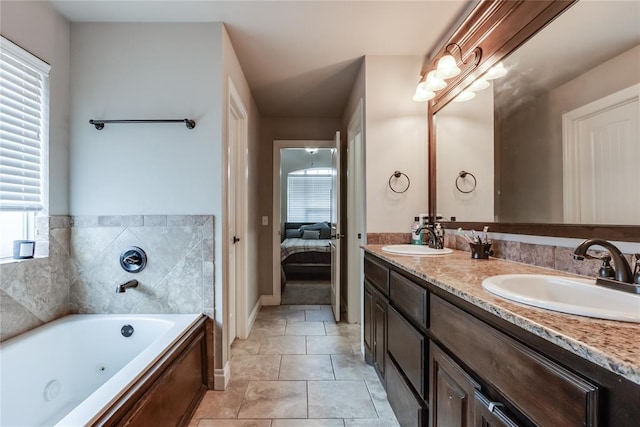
left=271, top=139, right=340, bottom=312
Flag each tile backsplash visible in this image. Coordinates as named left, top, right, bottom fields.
left=0, top=215, right=215, bottom=342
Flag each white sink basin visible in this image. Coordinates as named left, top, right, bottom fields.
left=482, top=274, right=640, bottom=322
left=381, top=244, right=453, bottom=256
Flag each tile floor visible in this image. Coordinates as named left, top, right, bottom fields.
left=188, top=305, right=400, bottom=427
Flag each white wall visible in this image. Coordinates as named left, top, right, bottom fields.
left=364, top=56, right=428, bottom=233
left=69, top=23, right=223, bottom=216
left=436, top=87, right=494, bottom=222
left=0, top=0, right=70, bottom=215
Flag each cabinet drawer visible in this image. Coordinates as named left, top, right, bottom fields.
left=389, top=271, right=427, bottom=327
left=387, top=306, right=427, bottom=399
left=430, top=295, right=598, bottom=427
left=364, top=256, right=389, bottom=296
left=386, top=357, right=426, bottom=427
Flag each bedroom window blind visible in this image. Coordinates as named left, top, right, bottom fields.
left=287, top=168, right=332, bottom=222
left=0, top=36, right=50, bottom=212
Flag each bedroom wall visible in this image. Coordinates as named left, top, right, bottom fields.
left=280, top=148, right=333, bottom=225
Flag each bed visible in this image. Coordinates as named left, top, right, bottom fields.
left=280, top=222, right=332, bottom=289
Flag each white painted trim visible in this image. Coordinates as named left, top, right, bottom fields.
left=261, top=294, right=280, bottom=306
left=248, top=297, right=262, bottom=332
left=346, top=99, right=365, bottom=325
left=562, top=84, right=640, bottom=223
left=214, top=361, right=231, bottom=391
left=228, top=78, right=250, bottom=340
left=271, top=139, right=334, bottom=306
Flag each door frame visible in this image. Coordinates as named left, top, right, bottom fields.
left=225, top=78, right=249, bottom=347
left=347, top=99, right=365, bottom=324
left=269, top=139, right=335, bottom=305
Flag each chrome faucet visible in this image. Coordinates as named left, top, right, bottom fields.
left=573, top=239, right=633, bottom=284
left=417, top=223, right=444, bottom=249
left=116, top=279, right=139, bottom=293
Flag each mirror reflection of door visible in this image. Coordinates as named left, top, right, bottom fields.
left=563, top=84, right=640, bottom=224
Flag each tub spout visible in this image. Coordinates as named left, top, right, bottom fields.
left=116, top=280, right=139, bottom=293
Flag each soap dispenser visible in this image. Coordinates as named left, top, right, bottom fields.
left=411, top=217, right=422, bottom=245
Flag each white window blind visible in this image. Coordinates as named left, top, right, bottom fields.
left=0, top=36, right=50, bottom=211
left=287, top=168, right=332, bottom=222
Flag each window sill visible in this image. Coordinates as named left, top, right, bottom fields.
left=0, top=255, right=48, bottom=266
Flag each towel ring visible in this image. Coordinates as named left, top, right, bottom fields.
left=389, top=171, right=410, bottom=194
left=455, top=171, right=477, bottom=194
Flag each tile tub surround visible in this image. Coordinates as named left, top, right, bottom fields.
left=0, top=216, right=73, bottom=341
left=363, top=245, right=640, bottom=385
left=68, top=215, right=214, bottom=316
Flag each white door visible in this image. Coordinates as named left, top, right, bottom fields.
left=330, top=131, right=341, bottom=322
left=563, top=84, right=640, bottom=224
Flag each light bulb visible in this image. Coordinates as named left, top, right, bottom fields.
left=423, top=70, right=447, bottom=92
left=412, top=83, right=435, bottom=102
left=485, top=62, right=507, bottom=80
left=453, top=90, right=476, bottom=103
left=468, top=78, right=490, bottom=92
left=435, top=54, right=461, bottom=80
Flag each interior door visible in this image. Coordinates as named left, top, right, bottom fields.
left=227, top=110, right=238, bottom=344
left=330, top=131, right=341, bottom=322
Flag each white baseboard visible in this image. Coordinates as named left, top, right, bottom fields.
left=248, top=298, right=262, bottom=332
left=261, top=294, right=280, bottom=306
left=214, top=361, right=230, bottom=390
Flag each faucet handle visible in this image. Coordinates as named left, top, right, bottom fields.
left=598, top=255, right=615, bottom=279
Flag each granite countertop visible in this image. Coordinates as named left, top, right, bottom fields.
left=363, top=245, right=640, bottom=385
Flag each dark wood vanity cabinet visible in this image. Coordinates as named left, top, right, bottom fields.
left=364, top=256, right=389, bottom=381
left=362, top=252, right=640, bottom=427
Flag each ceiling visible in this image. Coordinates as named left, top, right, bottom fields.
left=49, top=0, right=470, bottom=118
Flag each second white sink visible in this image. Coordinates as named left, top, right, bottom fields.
left=381, top=244, right=453, bottom=256
left=482, top=274, right=640, bottom=322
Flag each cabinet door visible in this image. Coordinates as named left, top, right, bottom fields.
left=474, top=390, right=522, bottom=427
left=364, top=282, right=373, bottom=363
left=430, top=343, right=479, bottom=427
left=373, top=294, right=387, bottom=379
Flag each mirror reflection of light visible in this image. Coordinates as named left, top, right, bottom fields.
left=485, top=62, right=508, bottom=80
left=469, top=78, right=490, bottom=92
left=453, top=90, right=476, bottom=102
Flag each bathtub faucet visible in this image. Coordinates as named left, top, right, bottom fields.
left=116, top=280, right=139, bottom=293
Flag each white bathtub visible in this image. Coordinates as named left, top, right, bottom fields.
left=0, top=313, right=203, bottom=427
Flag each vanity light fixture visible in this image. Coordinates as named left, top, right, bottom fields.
left=484, top=62, right=508, bottom=80
left=412, top=81, right=436, bottom=102
left=423, top=70, right=447, bottom=92
left=435, top=54, right=461, bottom=79
left=453, top=90, right=476, bottom=103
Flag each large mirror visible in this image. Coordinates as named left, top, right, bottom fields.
left=435, top=0, right=640, bottom=230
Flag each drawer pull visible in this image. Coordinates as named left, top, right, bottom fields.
left=488, top=401, right=505, bottom=413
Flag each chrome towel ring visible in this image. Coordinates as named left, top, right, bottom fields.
left=456, top=170, right=477, bottom=194
left=389, top=171, right=410, bottom=194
